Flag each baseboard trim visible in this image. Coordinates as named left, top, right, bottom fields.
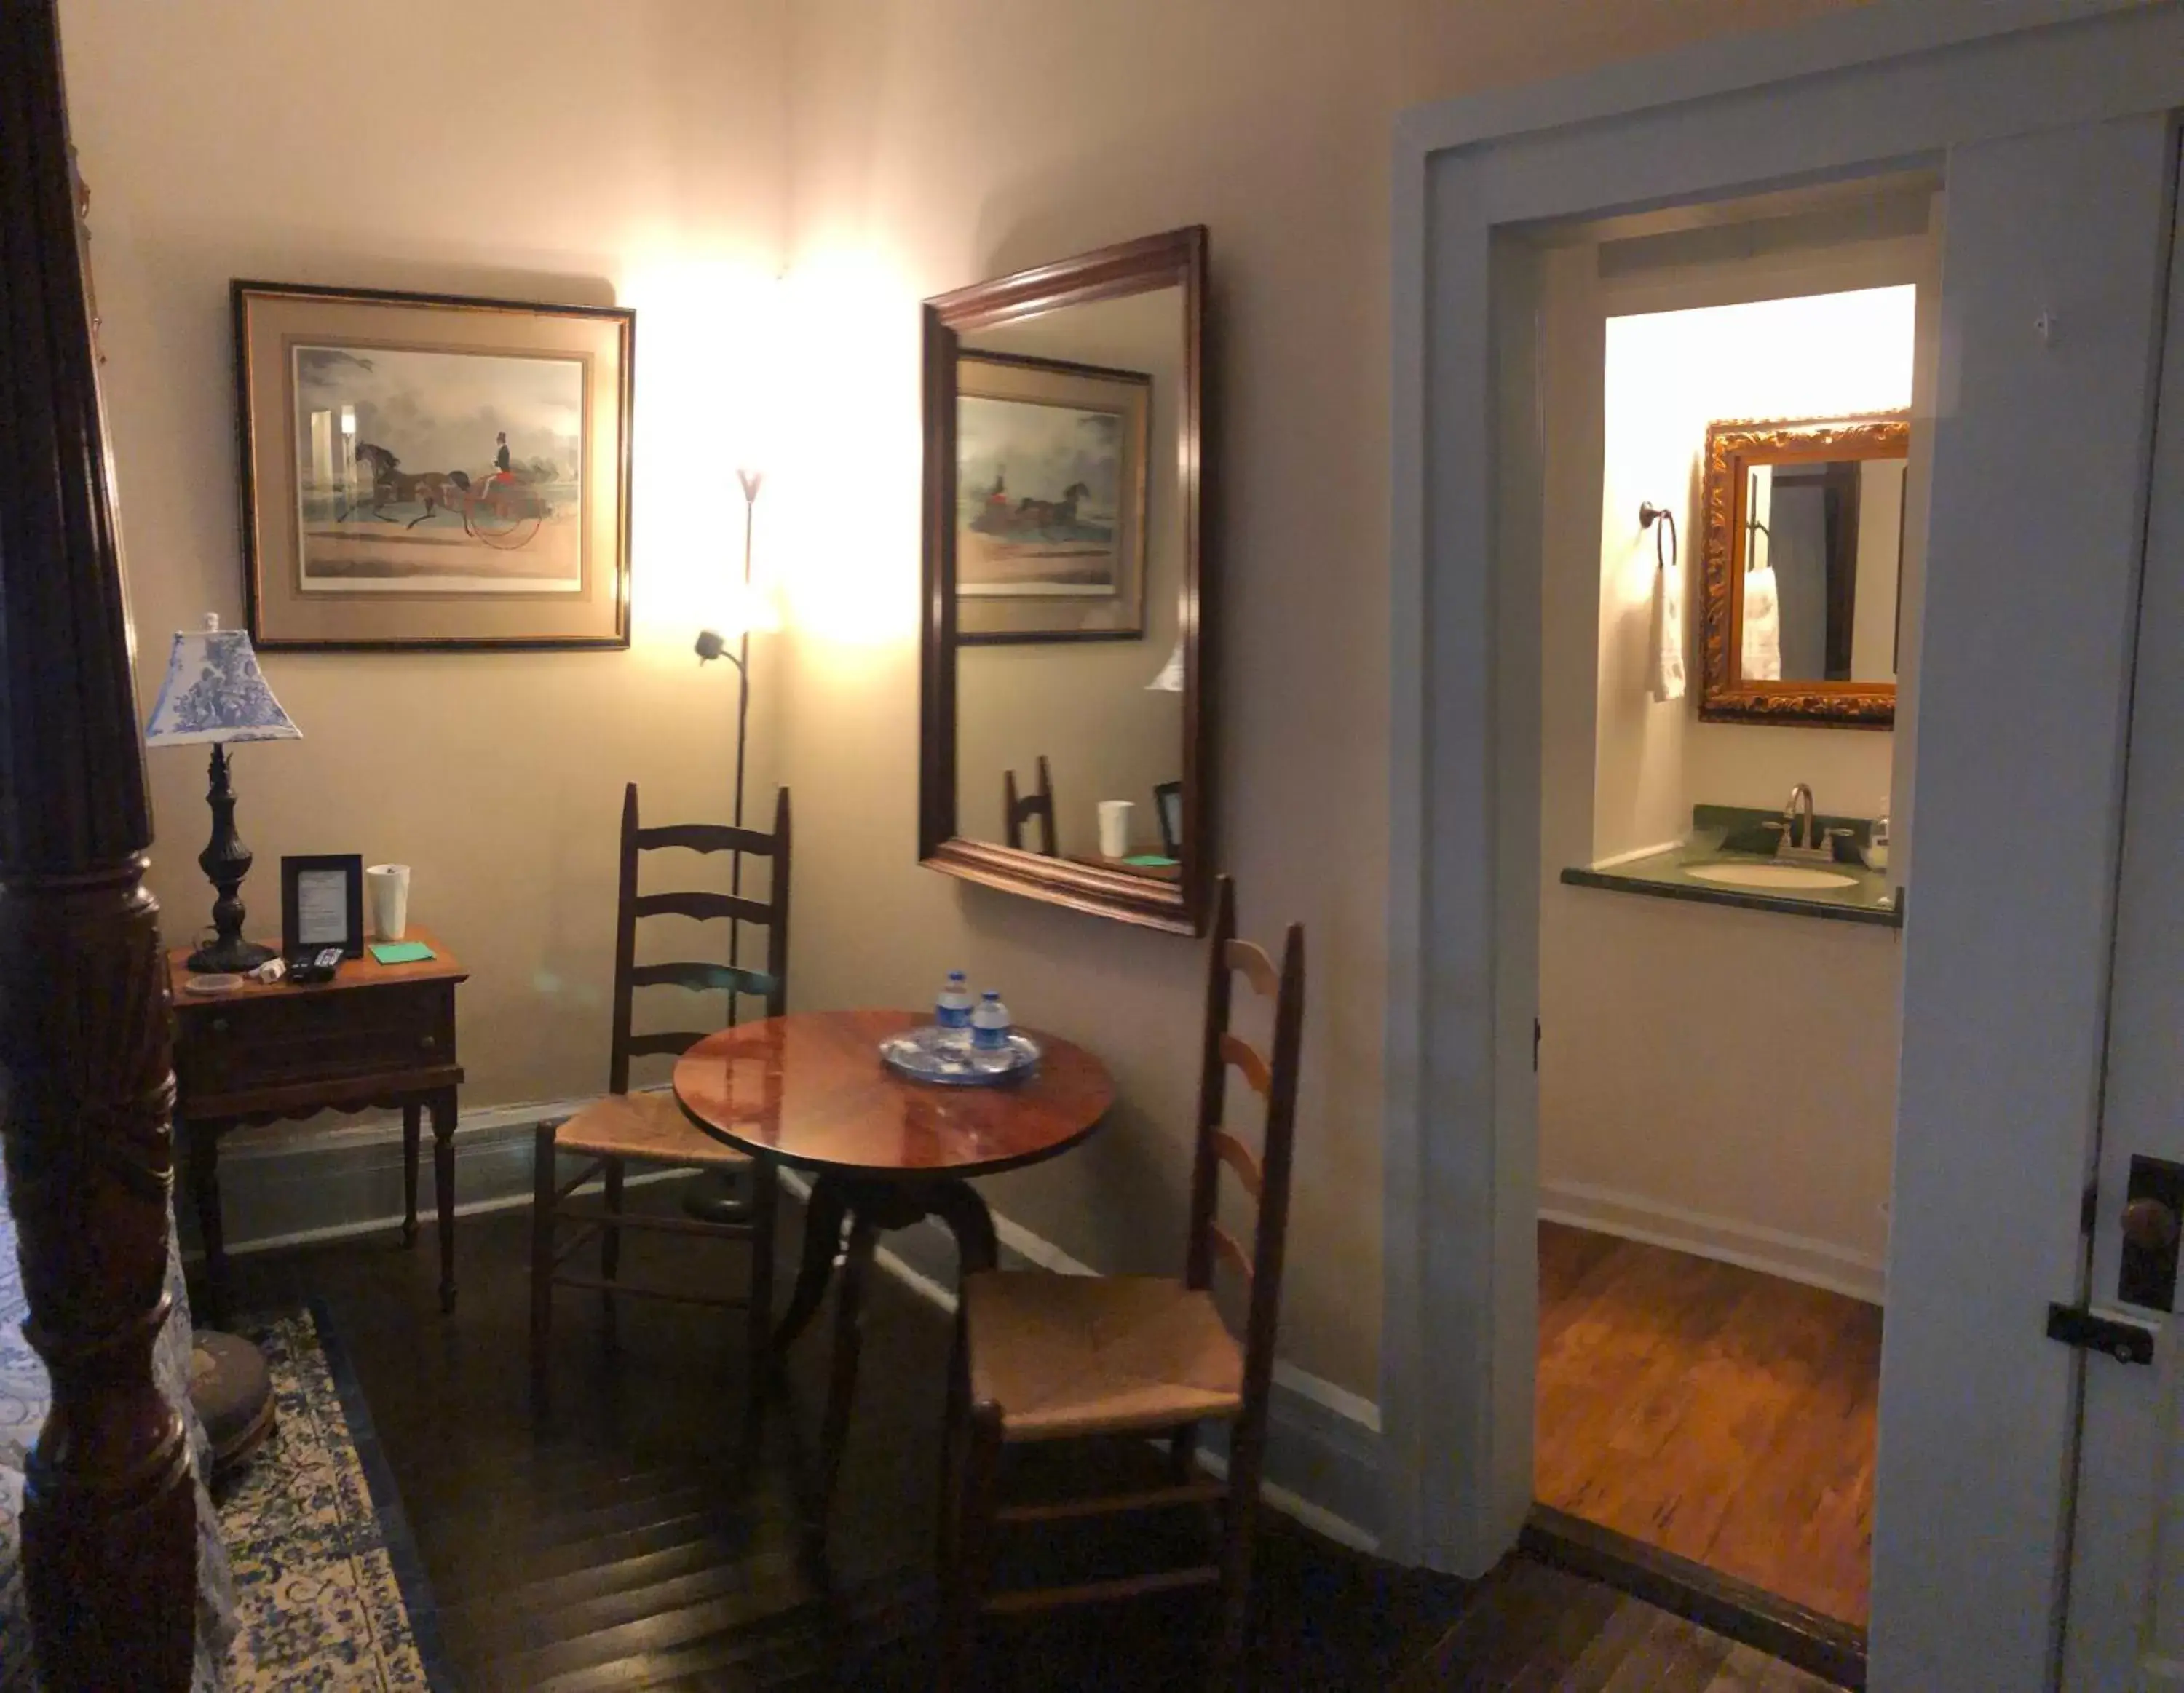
left=1540, top=1179, right=1887, bottom=1305
left=775, top=1169, right=1385, bottom=1553
left=1522, top=1504, right=1864, bottom=1689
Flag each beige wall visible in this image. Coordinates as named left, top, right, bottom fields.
left=60, top=0, right=792, bottom=1111
left=774, top=0, right=1857, bottom=1395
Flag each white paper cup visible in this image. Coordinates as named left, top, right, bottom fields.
left=1096, top=801, right=1133, bottom=860
left=366, top=864, right=411, bottom=941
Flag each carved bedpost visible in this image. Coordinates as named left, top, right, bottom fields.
left=0, top=2, right=198, bottom=1687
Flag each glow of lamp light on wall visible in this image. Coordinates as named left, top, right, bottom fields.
left=768, top=246, right=921, bottom=651
left=620, top=261, right=788, bottom=646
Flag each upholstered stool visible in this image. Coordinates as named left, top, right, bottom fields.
left=189, top=1331, right=275, bottom=1481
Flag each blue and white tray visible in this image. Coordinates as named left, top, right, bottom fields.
left=879, top=1023, right=1042, bottom=1087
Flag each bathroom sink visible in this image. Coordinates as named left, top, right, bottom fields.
left=1686, top=862, right=1858, bottom=891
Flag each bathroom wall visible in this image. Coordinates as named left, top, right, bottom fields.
left=1594, top=279, right=1920, bottom=860
left=1539, top=210, right=1939, bottom=1300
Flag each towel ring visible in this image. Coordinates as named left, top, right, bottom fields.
left=1637, top=501, right=1678, bottom=572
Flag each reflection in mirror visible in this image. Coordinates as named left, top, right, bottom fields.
left=955, top=290, right=1185, bottom=879
left=1700, top=415, right=1907, bottom=726
left=1739, top=457, right=1904, bottom=683
left=919, top=228, right=1206, bottom=933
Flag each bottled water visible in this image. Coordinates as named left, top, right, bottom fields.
left=970, top=991, right=1013, bottom=1067
left=935, top=971, right=973, bottom=1042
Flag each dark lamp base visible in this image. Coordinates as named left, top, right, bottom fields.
left=186, top=935, right=275, bottom=974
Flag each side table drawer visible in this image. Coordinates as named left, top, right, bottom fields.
left=175, top=981, right=455, bottom=1098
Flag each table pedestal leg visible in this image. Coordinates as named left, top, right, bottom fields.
left=818, top=1214, right=879, bottom=1516
left=791, top=1175, right=998, bottom=1542
left=775, top=1172, right=852, bottom=1350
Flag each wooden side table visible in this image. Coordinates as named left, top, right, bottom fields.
left=167, top=929, right=468, bottom=1323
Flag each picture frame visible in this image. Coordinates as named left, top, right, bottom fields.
left=280, top=854, right=365, bottom=958
left=953, top=349, right=1150, bottom=643
left=234, top=280, right=635, bottom=651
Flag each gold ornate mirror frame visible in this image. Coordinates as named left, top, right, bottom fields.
left=1699, top=413, right=1910, bottom=729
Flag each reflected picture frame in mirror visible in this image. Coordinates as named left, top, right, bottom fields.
left=1698, top=413, right=1909, bottom=728
left=919, top=226, right=1209, bottom=935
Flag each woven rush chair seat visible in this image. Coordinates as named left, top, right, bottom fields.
left=553, top=1090, right=753, bottom=1173
left=963, top=1272, right=1242, bottom=1441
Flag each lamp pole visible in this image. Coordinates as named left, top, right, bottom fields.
left=696, top=467, right=764, bottom=1018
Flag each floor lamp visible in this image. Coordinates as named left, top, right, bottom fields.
left=687, top=467, right=764, bottom=1228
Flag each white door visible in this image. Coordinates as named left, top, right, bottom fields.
left=2062, top=140, right=2184, bottom=1692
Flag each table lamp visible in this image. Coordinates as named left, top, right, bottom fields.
left=144, top=614, right=301, bottom=972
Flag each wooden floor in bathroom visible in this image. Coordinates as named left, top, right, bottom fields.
left=1535, top=1221, right=1881, bottom=1628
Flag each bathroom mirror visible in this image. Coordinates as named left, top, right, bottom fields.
left=919, top=227, right=1208, bottom=934
left=1698, top=413, right=1908, bottom=727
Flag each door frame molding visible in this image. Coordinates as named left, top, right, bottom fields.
left=1383, top=2, right=2184, bottom=1684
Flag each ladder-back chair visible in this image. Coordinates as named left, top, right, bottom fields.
left=529, top=782, right=791, bottom=1413
left=1002, top=755, right=1059, bottom=856
left=935, top=874, right=1305, bottom=1690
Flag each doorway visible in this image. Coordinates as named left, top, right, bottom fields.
left=1526, top=187, right=1934, bottom=1656
left=1380, top=9, right=2184, bottom=1690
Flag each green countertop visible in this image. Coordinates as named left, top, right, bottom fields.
left=1561, top=821, right=1902, bottom=928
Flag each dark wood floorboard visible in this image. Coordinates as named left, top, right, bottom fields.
left=214, top=1182, right=1853, bottom=1687
left=1534, top=1223, right=1881, bottom=1628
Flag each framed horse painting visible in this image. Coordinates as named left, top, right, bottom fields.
left=952, top=349, right=1151, bottom=643
left=234, top=281, right=633, bottom=650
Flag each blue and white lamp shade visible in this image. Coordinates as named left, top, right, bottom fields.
left=143, top=615, right=301, bottom=748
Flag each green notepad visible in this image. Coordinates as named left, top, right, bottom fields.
left=1123, top=855, right=1179, bottom=867
left=370, top=940, right=435, bottom=964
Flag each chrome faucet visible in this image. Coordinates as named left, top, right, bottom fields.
left=1768, top=782, right=1853, bottom=863
left=1782, top=784, right=1816, bottom=851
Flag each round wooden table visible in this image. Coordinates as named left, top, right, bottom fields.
left=672, top=1007, right=1114, bottom=1512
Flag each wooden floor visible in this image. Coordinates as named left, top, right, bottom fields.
left=1535, top=1223, right=1882, bottom=1628
left=216, top=1183, right=1851, bottom=1686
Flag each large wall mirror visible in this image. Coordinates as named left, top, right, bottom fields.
left=1698, top=413, right=1908, bottom=727
left=919, top=227, right=1208, bottom=933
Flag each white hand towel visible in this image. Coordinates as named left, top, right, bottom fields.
left=1743, top=564, right=1782, bottom=681
left=1648, top=557, right=1685, bottom=702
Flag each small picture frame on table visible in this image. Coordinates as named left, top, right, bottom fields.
left=281, top=855, right=365, bottom=958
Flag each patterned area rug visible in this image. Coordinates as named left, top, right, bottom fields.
left=220, top=1307, right=450, bottom=1691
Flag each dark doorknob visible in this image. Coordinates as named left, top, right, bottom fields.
left=2124, top=1197, right=2180, bottom=1253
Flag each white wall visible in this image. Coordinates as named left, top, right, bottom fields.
left=1542, top=239, right=1928, bottom=1297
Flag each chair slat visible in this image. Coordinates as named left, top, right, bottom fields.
left=1220, top=1031, right=1273, bottom=1100
left=633, top=890, right=772, bottom=925
left=994, top=1481, right=1223, bottom=1525
left=981, top=1566, right=1219, bottom=1616
left=628, top=961, right=778, bottom=997
left=633, top=821, right=778, bottom=857
left=1210, top=1129, right=1263, bottom=1200
left=625, top=1031, right=713, bottom=1060
left=549, top=1273, right=751, bottom=1309
left=1208, top=1221, right=1254, bottom=1284
left=1224, top=938, right=1281, bottom=999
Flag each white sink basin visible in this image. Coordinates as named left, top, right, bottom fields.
left=1687, top=862, right=1858, bottom=892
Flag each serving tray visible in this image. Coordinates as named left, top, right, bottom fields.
left=879, top=1023, right=1042, bottom=1086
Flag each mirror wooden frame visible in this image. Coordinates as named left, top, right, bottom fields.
left=1698, top=413, right=1910, bottom=728
left=918, top=226, right=1210, bottom=935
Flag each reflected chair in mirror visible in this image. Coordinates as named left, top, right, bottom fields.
left=1002, top=755, right=1059, bottom=856
left=530, top=782, right=792, bottom=1415
left=934, top=875, right=1305, bottom=1692
left=1153, top=780, right=1183, bottom=860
